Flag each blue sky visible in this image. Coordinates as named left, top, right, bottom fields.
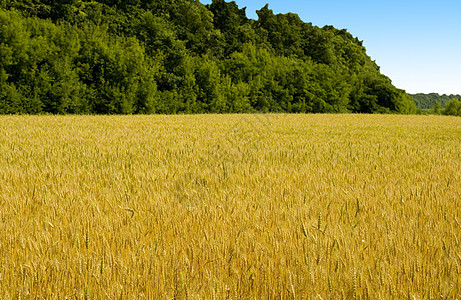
left=201, top=0, right=461, bottom=95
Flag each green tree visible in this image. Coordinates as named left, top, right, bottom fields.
left=443, top=98, right=460, bottom=116
left=76, top=26, right=159, bottom=114
left=433, top=101, right=441, bottom=115
left=256, top=5, right=305, bottom=58
left=208, top=0, right=257, bottom=56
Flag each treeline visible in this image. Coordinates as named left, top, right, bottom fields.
left=411, top=93, right=461, bottom=110
left=0, top=0, right=417, bottom=114
left=441, top=99, right=461, bottom=116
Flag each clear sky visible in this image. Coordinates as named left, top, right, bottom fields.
left=201, top=0, right=461, bottom=95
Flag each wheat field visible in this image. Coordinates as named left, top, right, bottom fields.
left=0, top=114, right=460, bottom=299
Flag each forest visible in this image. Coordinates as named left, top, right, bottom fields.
left=0, top=0, right=417, bottom=114
left=410, top=93, right=461, bottom=110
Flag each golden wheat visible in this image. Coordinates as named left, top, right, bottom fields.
left=0, top=114, right=460, bottom=298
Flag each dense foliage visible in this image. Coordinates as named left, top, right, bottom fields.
left=410, top=93, right=461, bottom=110
left=0, top=0, right=417, bottom=114
left=442, top=98, right=461, bottom=116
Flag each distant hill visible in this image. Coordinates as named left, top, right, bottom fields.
left=411, top=93, right=461, bottom=110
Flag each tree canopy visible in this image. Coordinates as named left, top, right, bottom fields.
left=410, top=93, right=461, bottom=110
left=0, top=0, right=417, bottom=114
left=442, top=98, right=461, bottom=116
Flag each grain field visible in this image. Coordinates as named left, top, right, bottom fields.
left=0, top=114, right=460, bottom=299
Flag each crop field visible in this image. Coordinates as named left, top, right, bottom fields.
left=0, top=114, right=460, bottom=299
